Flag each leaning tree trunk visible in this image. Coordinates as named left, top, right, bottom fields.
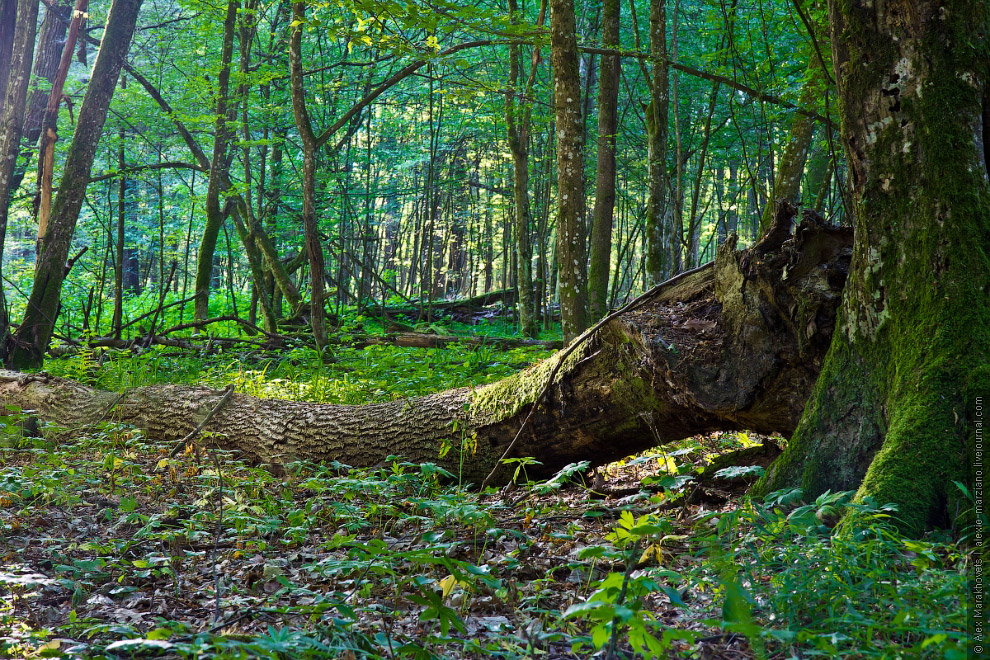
left=194, top=0, right=238, bottom=322
left=0, top=216, right=852, bottom=486
left=755, top=0, right=990, bottom=534
left=758, top=57, right=823, bottom=236
left=5, top=0, right=143, bottom=370
left=0, top=0, right=39, bottom=339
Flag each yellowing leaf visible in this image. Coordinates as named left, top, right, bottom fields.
left=639, top=543, right=662, bottom=564
left=439, top=574, right=458, bottom=598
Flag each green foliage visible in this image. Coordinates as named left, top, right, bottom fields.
left=0, top=408, right=973, bottom=659
left=45, top=329, right=552, bottom=403
left=692, top=489, right=969, bottom=658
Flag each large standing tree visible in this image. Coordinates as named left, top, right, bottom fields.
left=757, top=0, right=990, bottom=533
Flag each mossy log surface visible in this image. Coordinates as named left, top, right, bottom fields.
left=0, top=217, right=852, bottom=486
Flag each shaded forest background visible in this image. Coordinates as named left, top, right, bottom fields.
left=0, top=0, right=842, bottom=342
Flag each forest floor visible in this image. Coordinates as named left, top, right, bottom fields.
left=0, top=335, right=973, bottom=659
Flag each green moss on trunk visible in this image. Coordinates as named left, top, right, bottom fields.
left=756, top=0, right=990, bottom=534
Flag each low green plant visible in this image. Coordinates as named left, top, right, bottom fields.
left=694, top=488, right=968, bottom=658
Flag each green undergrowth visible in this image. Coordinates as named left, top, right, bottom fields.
left=0, top=418, right=972, bottom=659
left=3, top=326, right=975, bottom=658
left=44, top=338, right=554, bottom=404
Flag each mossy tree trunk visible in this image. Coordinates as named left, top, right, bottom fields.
left=5, top=0, right=143, bottom=370
left=0, top=220, right=853, bottom=486
left=194, top=0, right=237, bottom=322
left=550, top=0, right=588, bottom=342
left=587, top=0, right=620, bottom=322
left=756, top=0, right=990, bottom=533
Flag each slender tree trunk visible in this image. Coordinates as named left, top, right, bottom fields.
left=234, top=5, right=277, bottom=333
left=0, top=0, right=39, bottom=340
left=35, top=0, right=87, bottom=247
left=683, top=80, right=719, bottom=268
left=289, top=1, right=328, bottom=349
left=759, top=60, right=823, bottom=235
left=587, top=0, right=619, bottom=321
left=643, top=0, right=672, bottom=284
left=5, top=0, right=70, bottom=200
left=5, top=0, right=143, bottom=369
left=194, top=0, right=237, bottom=321
left=112, top=122, right=126, bottom=338
left=757, top=0, right=990, bottom=534
left=505, top=0, right=544, bottom=338
left=0, top=0, right=16, bottom=114
left=550, top=0, right=588, bottom=342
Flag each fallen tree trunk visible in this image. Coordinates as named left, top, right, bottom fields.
left=355, top=333, right=562, bottom=351
left=0, top=214, right=851, bottom=486
left=362, top=288, right=519, bottom=323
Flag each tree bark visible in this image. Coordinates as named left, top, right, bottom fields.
left=5, top=0, right=143, bottom=369
left=587, top=0, right=619, bottom=321
left=643, top=0, right=673, bottom=285
left=35, top=0, right=88, bottom=246
left=759, top=59, right=824, bottom=235
left=0, top=0, right=39, bottom=340
left=1, top=219, right=852, bottom=486
left=504, top=0, right=542, bottom=338
left=756, top=0, right=990, bottom=533
left=0, top=0, right=16, bottom=115
left=3, top=0, right=71, bottom=200
left=550, top=0, right=588, bottom=342
left=194, top=0, right=238, bottom=322
left=289, top=1, right=328, bottom=349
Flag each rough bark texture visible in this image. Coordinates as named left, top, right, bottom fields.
left=1, top=220, right=852, bottom=486
left=6, top=0, right=143, bottom=369
left=587, top=0, right=620, bottom=321
left=289, top=1, right=328, bottom=349
left=194, top=0, right=237, bottom=322
left=756, top=0, right=990, bottom=533
left=644, top=0, right=673, bottom=284
left=550, top=0, right=588, bottom=342
left=505, top=5, right=536, bottom=339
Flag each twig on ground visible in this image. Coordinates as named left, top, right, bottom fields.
left=168, top=384, right=236, bottom=457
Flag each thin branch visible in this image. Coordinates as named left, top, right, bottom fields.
left=89, top=161, right=206, bottom=183
left=579, top=45, right=834, bottom=126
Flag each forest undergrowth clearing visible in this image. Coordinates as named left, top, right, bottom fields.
left=0, top=344, right=974, bottom=659
left=0, top=423, right=970, bottom=659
